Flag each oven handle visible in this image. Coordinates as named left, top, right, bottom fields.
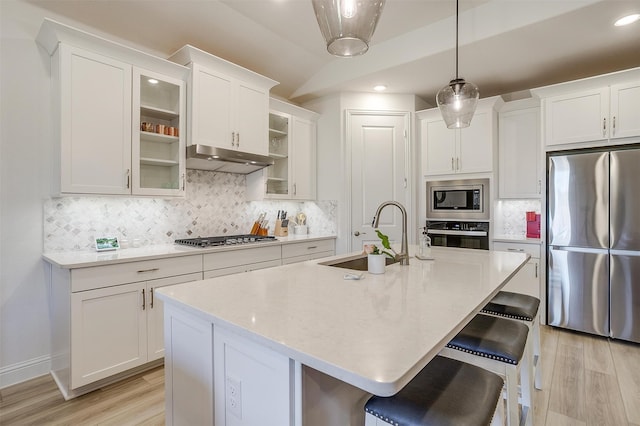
left=427, top=229, right=488, bottom=237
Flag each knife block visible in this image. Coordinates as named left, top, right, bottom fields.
left=274, top=219, right=288, bottom=237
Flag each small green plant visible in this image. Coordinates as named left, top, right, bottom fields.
left=372, top=229, right=396, bottom=259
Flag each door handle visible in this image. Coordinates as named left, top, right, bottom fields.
left=353, top=231, right=366, bottom=236
left=150, top=287, right=154, bottom=309
left=142, top=288, right=146, bottom=310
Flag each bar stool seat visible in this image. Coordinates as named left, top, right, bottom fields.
left=440, top=314, right=533, bottom=426
left=364, top=356, right=504, bottom=426
left=481, top=291, right=542, bottom=390
left=481, top=291, right=539, bottom=321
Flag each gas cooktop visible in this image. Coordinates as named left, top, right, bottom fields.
left=175, top=235, right=277, bottom=248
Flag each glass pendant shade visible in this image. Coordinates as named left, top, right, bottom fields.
left=436, top=78, right=480, bottom=129
left=312, top=0, right=386, bottom=57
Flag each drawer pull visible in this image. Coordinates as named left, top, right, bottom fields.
left=137, top=268, right=159, bottom=273
left=507, top=248, right=525, bottom=252
left=307, top=246, right=318, bottom=249
left=142, top=289, right=146, bottom=310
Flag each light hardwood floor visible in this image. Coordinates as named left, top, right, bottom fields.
left=1, top=325, right=639, bottom=425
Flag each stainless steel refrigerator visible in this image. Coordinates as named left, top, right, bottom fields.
left=547, top=147, right=640, bottom=343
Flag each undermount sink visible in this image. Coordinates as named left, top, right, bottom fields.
left=319, top=254, right=398, bottom=271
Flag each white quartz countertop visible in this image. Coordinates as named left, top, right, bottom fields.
left=156, top=246, right=529, bottom=397
left=42, top=234, right=336, bottom=268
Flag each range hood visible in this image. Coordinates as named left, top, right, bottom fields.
left=186, top=145, right=274, bottom=174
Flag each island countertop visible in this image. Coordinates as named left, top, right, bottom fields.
left=156, top=246, right=528, bottom=397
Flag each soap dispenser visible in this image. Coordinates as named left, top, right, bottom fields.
left=417, top=227, right=433, bottom=260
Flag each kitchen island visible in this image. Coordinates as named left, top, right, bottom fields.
left=156, top=246, right=529, bottom=425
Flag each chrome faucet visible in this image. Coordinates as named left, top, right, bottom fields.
left=371, top=201, right=409, bottom=265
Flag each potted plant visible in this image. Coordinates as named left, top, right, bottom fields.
left=365, top=230, right=396, bottom=274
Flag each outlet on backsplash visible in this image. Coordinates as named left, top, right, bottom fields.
left=493, top=200, right=541, bottom=239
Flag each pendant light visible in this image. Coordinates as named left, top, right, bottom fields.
left=312, top=0, right=386, bottom=57
left=436, top=0, right=479, bottom=129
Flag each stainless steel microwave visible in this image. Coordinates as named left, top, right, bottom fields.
left=426, top=179, right=490, bottom=220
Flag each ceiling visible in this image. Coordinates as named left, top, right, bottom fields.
left=25, top=0, right=640, bottom=105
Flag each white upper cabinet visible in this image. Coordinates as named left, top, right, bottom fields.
left=544, top=88, right=609, bottom=146
left=57, top=45, right=132, bottom=195
left=169, top=45, right=278, bottom=156
left=37, top=19, right=188, bottom=197
left=498, top=105, right=541, bottom=199
left=290, top=116, right=317, bottom=199
left=419, top=98, right=499, bottom=177
left=247, top=99, right=318, bottom=200
left=132, top=68, right=186, bottom=196
left=544, top=80, right=640, bottom=146
left=610, top=81, right=640, bottom=139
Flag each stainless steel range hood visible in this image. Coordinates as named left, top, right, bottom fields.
left=186, top=145, right=274, bottom=174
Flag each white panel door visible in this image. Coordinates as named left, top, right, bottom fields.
left=422, top=117, right=456, bottom=176
left=498, top=107, right=541, bottom=198
left=459, top=109, right=493, bottom=173
left=147, top=272, right=202, bottom=362
left=191, top=64, right=233, bottom=148
left=60, top=45, right=131, bottom=194
left=350, top=112, right=409, bottom=251
left=71, top=282, right=146, bottom=388
left=545, top=88, right=609, bottom=145
left=291, top=117, right=316, bottom=200
left=610, top=81, right=640, bottom=140
left=236, top=81, right=269, bottom=155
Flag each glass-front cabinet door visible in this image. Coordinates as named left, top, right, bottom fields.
left=132, top=68, right=185, bottom=196
left=266, top=112, right=290, bottom=197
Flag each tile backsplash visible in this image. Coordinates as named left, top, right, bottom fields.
left=493, top=199, right=542, bottom=238
left=44, top=170, right=337, bottom=252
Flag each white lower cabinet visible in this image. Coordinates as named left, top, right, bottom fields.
left=493, top=241, right=541, bottom=299
left=163, top=304, right=293, bottom=426
left=49, top=255, right=202, bottom=398
left=203, top=245, right=282, bottom=278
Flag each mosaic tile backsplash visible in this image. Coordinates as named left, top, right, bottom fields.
left=44, top=170, right=337, bottom=252
left=493, top=199, right=542, bottom=238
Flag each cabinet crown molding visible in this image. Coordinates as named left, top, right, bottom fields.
left=36, top=18, right=189, bottom=80
left=168, top=44, right=278, bottom=90
left=532, top=67, right=640, bottom=98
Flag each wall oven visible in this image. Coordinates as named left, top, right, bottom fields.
left=426, top=178, right=490, bottom=221
left=426, top=221, right=490, bottom=250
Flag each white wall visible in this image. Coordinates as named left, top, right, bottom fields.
left=1, top=0, right=55, bottom=387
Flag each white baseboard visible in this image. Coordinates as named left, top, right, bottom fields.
left=0, top=355, right=51, bottom=389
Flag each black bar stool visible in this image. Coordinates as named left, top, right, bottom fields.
left=481, top=291, right=542, bottom=390
left=439, top=314, right=533, bottom=426
left=364, top=356, right=504, bottom=426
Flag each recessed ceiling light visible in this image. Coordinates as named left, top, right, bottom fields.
left=614, top=13, right=640, bottom=26
left=148, top=78, right=159, bottom=84
left=374, top=85, right=387, bottom=92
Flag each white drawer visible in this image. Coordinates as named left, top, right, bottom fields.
left=203, top=259, right=282, bottom=279
left=493, top=241, right=540, bottom=258
left=71, top=255, right=203, bottom=292
left=203, top=245, right=281, bottom=271
left=281, top=239, right=335, bottom=259
left=281, top=251, right=334, bottom=265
